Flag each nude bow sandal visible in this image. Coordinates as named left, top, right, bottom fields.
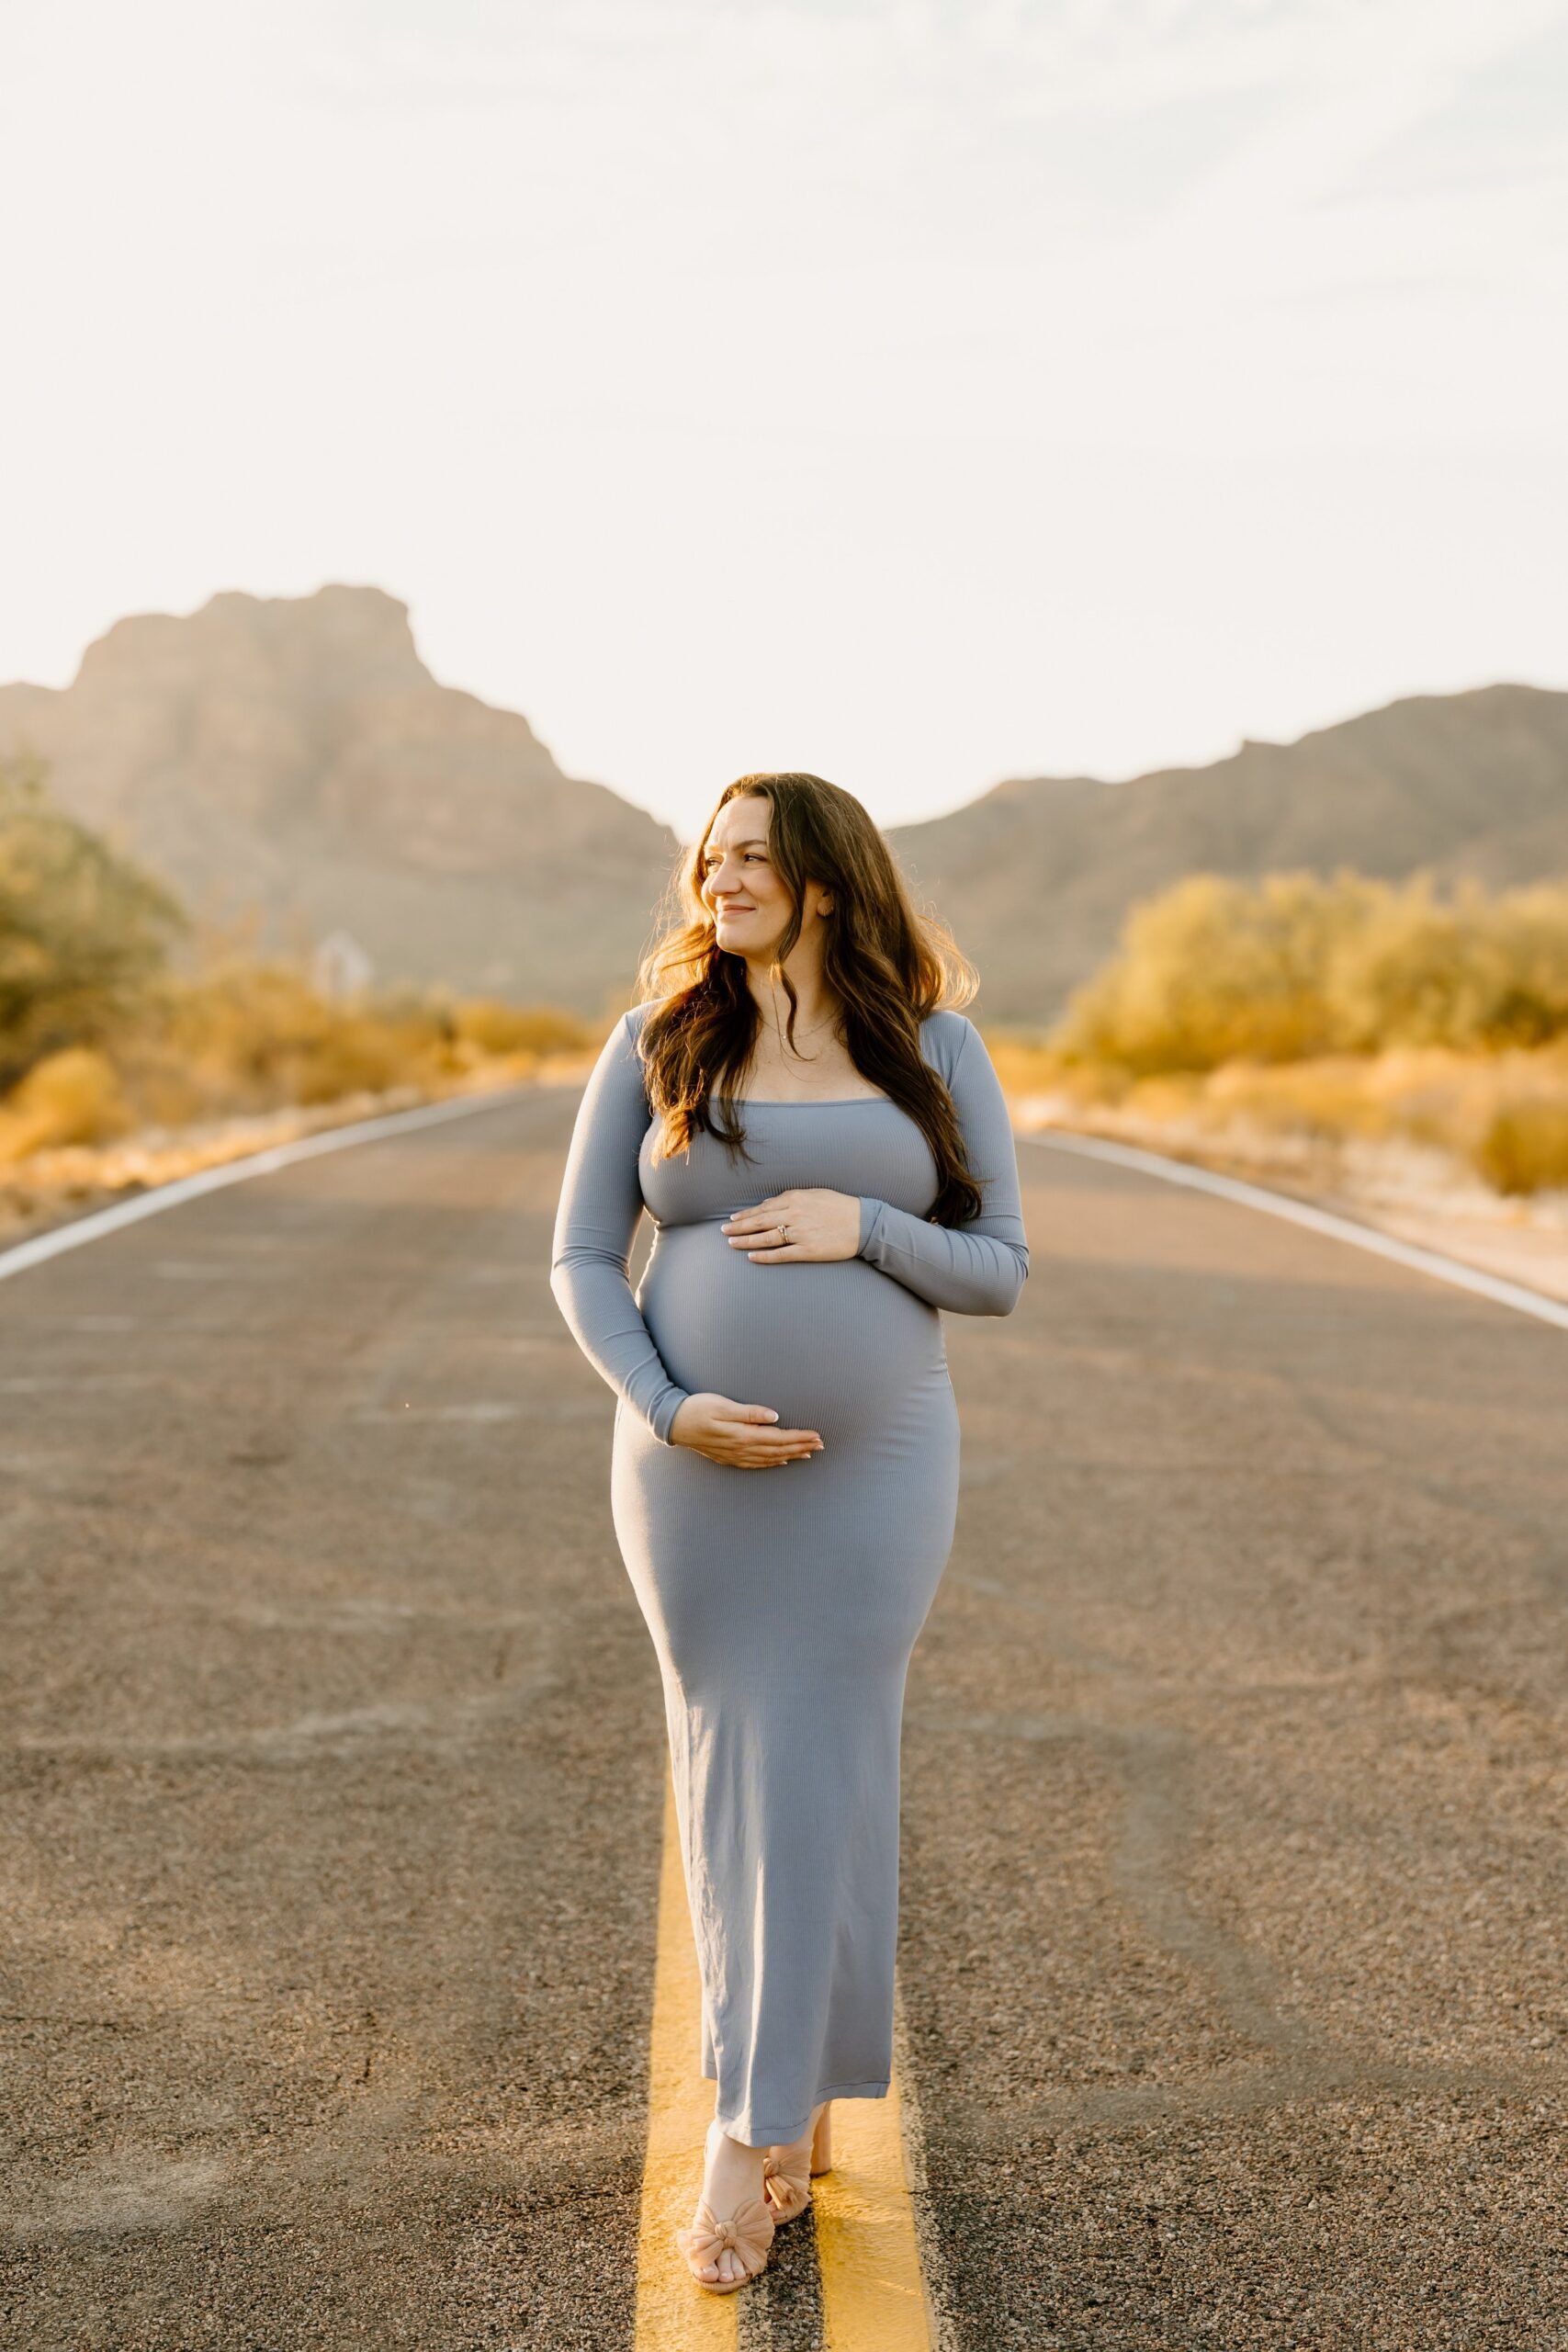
left=761, top=2100, right=833, bottom=2224
left=674, top=2123, right=778, bottom=2293
left=673, top=2191, right=776, bottom=2294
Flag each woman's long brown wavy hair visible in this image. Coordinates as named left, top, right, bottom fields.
left=631, top=772, right=988, bottom=1227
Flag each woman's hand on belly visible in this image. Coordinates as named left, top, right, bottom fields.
left=668, top=1393, right=826, bottom=1467
left=720, top=1188, right=860, bottom=1262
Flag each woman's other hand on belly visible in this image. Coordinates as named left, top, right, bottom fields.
left=720, top=1188, right=860, bottom=1262
left=668, top=1394, right=826, bottom=1468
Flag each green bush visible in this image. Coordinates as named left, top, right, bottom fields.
left=0, top=749, right=186, bottom=1089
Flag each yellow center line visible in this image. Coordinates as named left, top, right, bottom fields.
left=635, top=1769, right=940, bottom=2349
left=814, top=1981, right=941, bottom=2352
left=635, top=1771, right=737, bottom=2346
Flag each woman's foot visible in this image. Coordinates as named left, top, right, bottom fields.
left=762, top=2099, right=831, bottom=2222
left=678, top=2118, right=774, bottom=2289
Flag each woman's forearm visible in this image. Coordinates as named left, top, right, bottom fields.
left=853, top=1019, right=1029, bottom=1316
left=855, top=1193, right=1028, bottom=1315
left=548, top=1012, right=694, bottom=1446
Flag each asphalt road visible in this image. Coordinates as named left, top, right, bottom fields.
left=2, top=1080, right=1564, bottom=2351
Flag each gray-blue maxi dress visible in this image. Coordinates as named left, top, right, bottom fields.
left=548, top=1002, right=1029, bottom=2146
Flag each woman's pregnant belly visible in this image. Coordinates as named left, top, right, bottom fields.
left=638, top=1218, right=949, bottom=1448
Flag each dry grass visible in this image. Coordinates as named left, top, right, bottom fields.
left=987, top=1031, right=1568, bottom=1199
left=0, top=1057, right=612, bottom=1251
left=0, top=963, right=607, bottom=1245
left=1004, top=865, right=1568, bottom=1202
left=1472, top=1098, right=1568, bottom=1196
left=0, top=964, right=602, bottom=1167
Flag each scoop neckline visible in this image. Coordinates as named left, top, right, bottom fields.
left=734, top=1093, right=894, bottom=1107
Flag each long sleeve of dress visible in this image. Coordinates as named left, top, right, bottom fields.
left=855, top=1016, right=1030, bottom=1316
left=549, top=1012, right=694, bottom=1446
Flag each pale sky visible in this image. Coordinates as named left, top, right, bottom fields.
left=4, top=0, right=1565, bottom=839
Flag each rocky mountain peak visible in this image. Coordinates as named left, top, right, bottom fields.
left=73, top=583, right=428, bottom=702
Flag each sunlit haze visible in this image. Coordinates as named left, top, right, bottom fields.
left=4, top=0, right=1564, bottom=839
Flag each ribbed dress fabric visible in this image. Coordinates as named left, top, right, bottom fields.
left=548, top=1002, right=1029, bottom=2146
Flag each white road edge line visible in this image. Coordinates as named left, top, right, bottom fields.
left=0, top=1081, right=550, bottom=1285
left=1021, top=1128, right=1568, bottom=1336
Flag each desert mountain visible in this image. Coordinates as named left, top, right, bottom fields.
left=0, top=585, right=682, bottom=1014
left=889, top=684, right=1568, bottom=1023
left=2, top=586, right=1563, bottom=1026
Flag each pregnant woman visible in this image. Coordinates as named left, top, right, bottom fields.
left=549, top=770, right=1029, bottom=2294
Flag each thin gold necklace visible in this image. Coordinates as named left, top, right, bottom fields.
left=764, top=1008, right=840, bottom=1046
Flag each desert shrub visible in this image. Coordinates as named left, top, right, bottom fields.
left=125, top=964, right=602, bottom=1119
left=1055, top=869, right=1568, bottom=1072
left=0, top=1045, right=133, bottom=1161
left=147, top=960, right=456, bottom=1113
left=454, top=999, right=597, bottom=1056
left=1198, top=1055, right=1398, bottom=1140
left=1471, top=1099, right=1568, bottom=1195
left=1474, top=886, right=1568, bottom=1046
left=980, top=1031, right=1126, bottom=1108
left=1325, top=875, right=1568, bottom=1052
left=0, top=750, right=186, bottom=1088
left=1055, top=871, right=1370, bottom=1073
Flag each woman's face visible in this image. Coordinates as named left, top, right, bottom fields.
left=700, top=795, right=831, bottom=962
